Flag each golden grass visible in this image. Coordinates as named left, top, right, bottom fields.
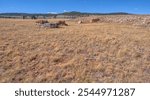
left=0, top=18, right=150, bottom=83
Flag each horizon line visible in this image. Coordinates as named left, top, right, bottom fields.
left=0, top=11, right=150, bottom=15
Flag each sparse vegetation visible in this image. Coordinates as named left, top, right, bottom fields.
left=0, top=15, right=150, bottom=83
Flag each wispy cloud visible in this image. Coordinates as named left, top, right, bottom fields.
left=47, top=12, right=57, bottom=14
left=63, top=10, right=67, bottom=12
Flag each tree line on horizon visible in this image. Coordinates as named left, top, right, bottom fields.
left=0, top=11, right=131, bottom=19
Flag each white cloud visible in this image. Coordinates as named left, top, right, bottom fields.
left=47, top=12, right=57, bottom=14
left=63, top=10, right=67, bottom=12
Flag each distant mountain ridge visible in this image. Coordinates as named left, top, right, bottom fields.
left=0, top=11, right=131, bottom=16
left=60, top=11, right=130, bottom=15
left=0, top=13, right=53, bottom=16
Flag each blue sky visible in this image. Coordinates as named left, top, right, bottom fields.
left=0, top=0, right=150, bottom=14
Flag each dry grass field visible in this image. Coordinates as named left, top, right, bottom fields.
left=0, top=16, right=150, bottom=82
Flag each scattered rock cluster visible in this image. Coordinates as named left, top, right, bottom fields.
left=35, top=20, right=49, bottom=24
left=36, top=20, right=68, bottom=28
